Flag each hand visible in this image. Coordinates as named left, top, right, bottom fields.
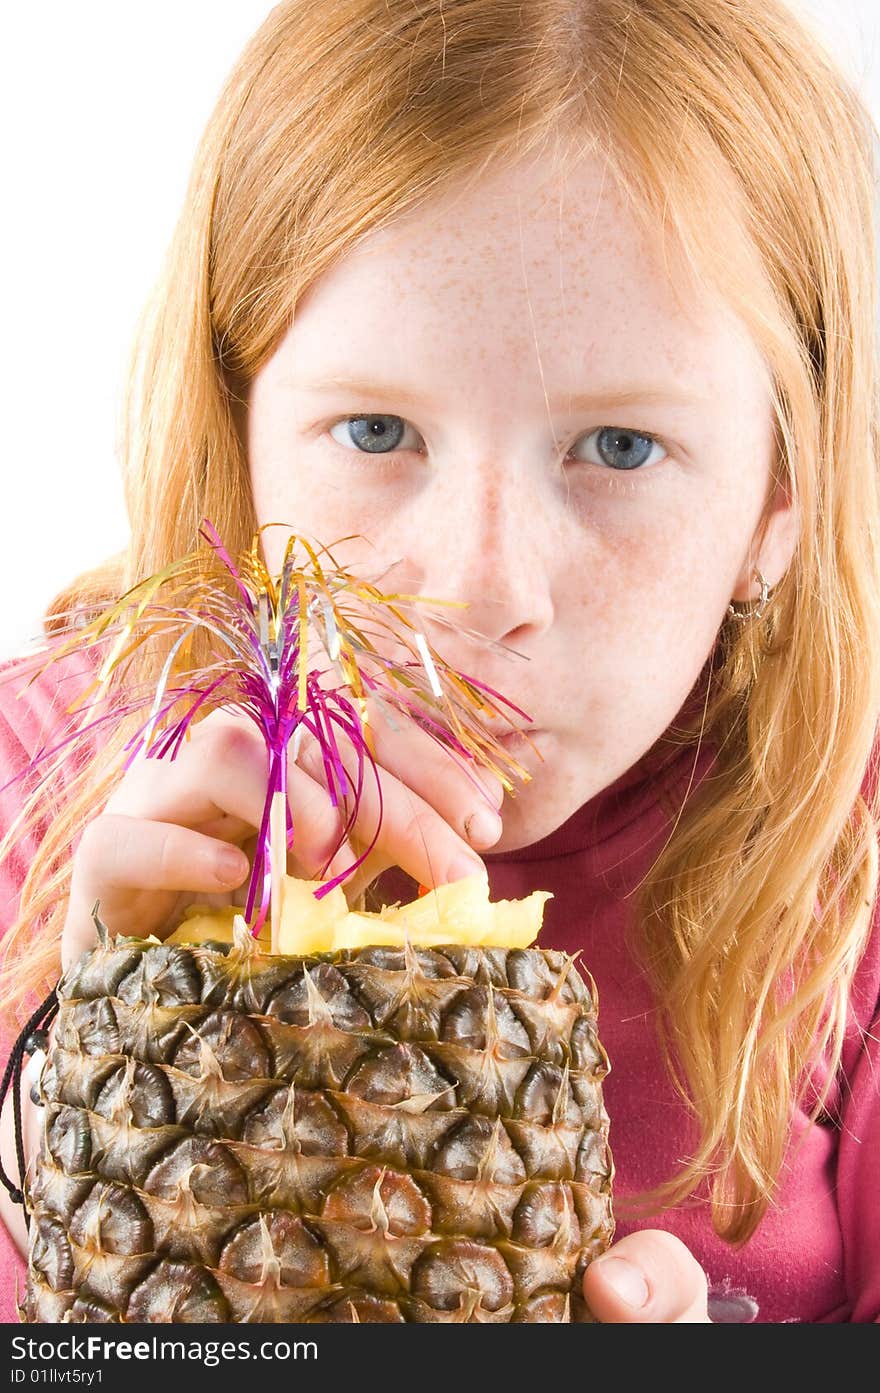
left=583, top=1230, right=711, bottom=1322
left=61, top=700, right=505, bottom=969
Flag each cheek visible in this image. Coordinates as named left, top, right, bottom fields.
left=572, top=499, right=742, bottom=692
left=251, top=462, right=387, bottom=576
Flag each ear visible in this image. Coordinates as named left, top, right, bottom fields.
left=730, top=473, right=799, bottom=603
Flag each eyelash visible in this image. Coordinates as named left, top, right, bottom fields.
left=322, top=415, right=672, bottom=492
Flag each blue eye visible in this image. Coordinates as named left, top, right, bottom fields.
left=574, top=427, right=668, bottom=472
left=327, top=415, right=668, bottom=472
left=329, top=415, right=419, bottom=454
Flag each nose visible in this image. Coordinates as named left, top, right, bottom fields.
left=405, top=458, right=556, bottom=666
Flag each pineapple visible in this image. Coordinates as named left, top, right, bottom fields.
left=23, top=875, right=614, bottom=1323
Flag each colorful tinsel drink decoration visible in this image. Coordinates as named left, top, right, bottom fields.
left=0, top=518, right=540, bottom=952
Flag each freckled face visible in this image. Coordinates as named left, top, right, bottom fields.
left=244, top=150, right=779, bottom=850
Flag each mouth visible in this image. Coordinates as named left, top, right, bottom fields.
left=497, top=726, right=542, bottom=748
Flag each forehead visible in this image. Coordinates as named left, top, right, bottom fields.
left=285, top=150, right=767, bottom=399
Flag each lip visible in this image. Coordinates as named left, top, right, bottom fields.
left=497, top=726, right=542, bottom=747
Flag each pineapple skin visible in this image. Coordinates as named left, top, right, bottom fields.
left=24, top=930, right=614, bottom=1323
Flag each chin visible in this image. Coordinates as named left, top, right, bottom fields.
left=489, top=738, right=605, bottom=854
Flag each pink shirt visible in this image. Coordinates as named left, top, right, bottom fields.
left=0, top=643, right=878, bottom=1323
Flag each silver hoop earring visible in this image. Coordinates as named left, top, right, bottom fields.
left=727, top=568, right=772, bottom=622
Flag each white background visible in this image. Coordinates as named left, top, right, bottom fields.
left=2, top=1, right=878, bottom=660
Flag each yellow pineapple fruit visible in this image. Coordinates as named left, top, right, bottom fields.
left=25, top=875, right=614, bottom=1323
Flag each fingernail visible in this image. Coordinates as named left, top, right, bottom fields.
left=464, top=808, right=503, bottom=847
left=216, top=846, right=248, bottom=883
left=592, top=1257, right=649, bottom=1309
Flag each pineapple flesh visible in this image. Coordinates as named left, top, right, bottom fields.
left=23, top=881, right=614, bottom=1323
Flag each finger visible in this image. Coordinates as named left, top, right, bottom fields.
left=227, top=827, right=386, bottom=914
left=297, top=600, right=507, bottom=815
left=326, top=837, right=397, bottom=909
left=63, top=814, right=251, bottom=968
left=582, top=1230, right=711, bottom=1323
left=282, top=641, right=506, bottom=822
left=294, top=730, right=491, bottom=890
left=103, top=713, right=266, bottom=834
left=356, top=693, right=507, bottom=816
left=105, top=714, right=364, bottom=885
left=108, top=707, right=492, bottom=892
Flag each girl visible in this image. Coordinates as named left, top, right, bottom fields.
left=1, top=0, right=879, bottom=1323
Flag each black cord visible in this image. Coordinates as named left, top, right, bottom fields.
left=0, top=987, right=59, bottom=1231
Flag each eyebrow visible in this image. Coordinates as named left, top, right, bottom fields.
left=292, top=375, right=705, bottom=411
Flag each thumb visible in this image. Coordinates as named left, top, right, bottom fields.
left=583, top=1229, right=711, bottom=1323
